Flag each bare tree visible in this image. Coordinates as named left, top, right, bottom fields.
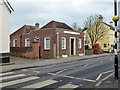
left=72, top=23, right=82, bottom=32
left=84, top=14, right=106, bottom=49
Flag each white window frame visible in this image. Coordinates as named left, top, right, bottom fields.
left=25, top=38, right=30, bottom=47
left=13, top=39, right=17, bottom=47
left=78, top=39, right=81, bottom=49
left=62, top=37, right=66, bottom=50
left=44, top=37, right=50, bottom=50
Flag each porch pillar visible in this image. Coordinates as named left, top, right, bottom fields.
left=32, top=40, right=39, bottom=59
left=57, top=32, right=59, bottom=58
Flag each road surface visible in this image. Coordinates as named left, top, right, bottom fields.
left=0, top=55, right=120, bottom=89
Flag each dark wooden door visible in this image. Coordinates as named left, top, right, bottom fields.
left=71, top=39, right=74, bottom=55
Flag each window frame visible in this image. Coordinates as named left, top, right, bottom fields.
left=78, top=39, right=82, bottom=49
left=44, top=37, right=50, bottom=50
left=62, top=37, right=66, bottom=50
left=13, top=39, right=17, bottom=47
left=104, top=44, right=107, bottom=48
left=25, top=38, right=30, bottom=47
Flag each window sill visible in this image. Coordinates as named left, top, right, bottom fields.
left=62, top=49, right=66, bottom=51
left=44, top=49, right=50, bottom=51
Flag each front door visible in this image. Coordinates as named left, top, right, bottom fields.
left=71, top=39, right=74, bottom=55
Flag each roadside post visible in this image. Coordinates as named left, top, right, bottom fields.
left=112, top=0, right=119, bottom=79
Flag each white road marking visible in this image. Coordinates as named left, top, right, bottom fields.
left=95, top=69, right=114, bottom=81
left=58, top=84, right=79, bottom=88
left=95, top=81, right=102, bottom=87
left=33, top=71, right=40, bottom=73
left=102, top=70, right=114, bottom=74
left=0, top=76, right=39, bottom=88
left=48, top=73, right=96, bottom=82
left=100, top=61, right=103, bottom=63
left=83, top=64, right=89, bottom=67
left=56, top=69, right=67, bottom=74
left=0, top=72, right=14, bottom=76
left=83, top=79, right=96, bottom=83
left=96, top=74, right=102, bottom=81
left=95, top=72, right=114, bottom=87
left=22, top=79, right=58, bottom=88
left=48, top=73, right=56, bottom=76
left=0, top=74, right=25, bottom=81
left=21, top=69, right=27, bottom=71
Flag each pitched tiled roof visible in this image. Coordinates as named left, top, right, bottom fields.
left=10, top=25, right=35, bottom=36
left=103, top=22, right=115, bottom=30
left=41, top=20, right=74, bottom=30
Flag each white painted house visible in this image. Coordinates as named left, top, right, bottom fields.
left=0, top=0, right=14, bottom=63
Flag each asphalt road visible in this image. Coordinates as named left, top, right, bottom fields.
left=0, top=55, right=120, bottom=89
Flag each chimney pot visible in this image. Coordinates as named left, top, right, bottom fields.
left=35, top=23, right=39, bottom=30
left=110, top=21, right=113, bottom=27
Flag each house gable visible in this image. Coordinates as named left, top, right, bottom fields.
left=10, top=25, right=35, bottom=36
left=41, top=20, right=74, bottom=31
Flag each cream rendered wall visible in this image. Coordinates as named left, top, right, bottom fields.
left=0, top=0, right=10, bottom=53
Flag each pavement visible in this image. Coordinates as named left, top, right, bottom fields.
left=0, top=53, right=113, bottom=73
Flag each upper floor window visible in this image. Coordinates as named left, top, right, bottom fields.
left=25, top=39, right=30, bottom=47
left=78, top=39, right=81, bottom=49
left=62, top=37, right=66, bottom=50
left=13, top=39, right=17, bottom=47
left=44, top=37, right=50, bottom=50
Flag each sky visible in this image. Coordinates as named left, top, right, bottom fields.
left=9, top=0, right=120, bottom=34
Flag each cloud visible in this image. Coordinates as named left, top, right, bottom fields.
left=9, top=0, right=115, bottom=34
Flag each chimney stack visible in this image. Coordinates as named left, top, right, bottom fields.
left=110, top=21, right=113, bottom=27
left=35, top=23, right=39, bottom=30
left=99, top=15, right=103, bottom=22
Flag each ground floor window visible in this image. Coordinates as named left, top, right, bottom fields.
left=104, top=44, right=107, bottom=48
left=62, top=37, right=66, bottom=50
left=13, top=39, right=17, bottom=47
left=78, top=39, right=81, bottom=49
left=44, top=37, right=50, bottom=50
left=25, top=38, right=30, bottom=47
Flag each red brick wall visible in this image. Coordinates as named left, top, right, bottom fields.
left=10, top=35, right=21, bottom=47
left=10, top=28, right=84, bottom=59
left=56, top=29, right=84, bottom=57
left=10, top=47, right=33, bottom=58
left=21, top=29, right=56, bottom=58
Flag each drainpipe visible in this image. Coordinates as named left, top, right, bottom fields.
left=20, top=34, right=22, bottom=47
left=84, top=34, right=85, bottom=55
left=57, top=32, right=59, bottom=58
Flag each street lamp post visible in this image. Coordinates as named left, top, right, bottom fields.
left=112, top=0, right=119, bottom=79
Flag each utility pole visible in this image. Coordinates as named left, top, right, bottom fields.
left=112, top=0, right=119, bottom=79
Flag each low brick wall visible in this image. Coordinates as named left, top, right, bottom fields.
left=85, top=49, right=94, bottom=55
left=10, top=47, right=33, bottom=59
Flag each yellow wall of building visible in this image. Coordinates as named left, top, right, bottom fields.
left=84, top=22, right=120, bottom=52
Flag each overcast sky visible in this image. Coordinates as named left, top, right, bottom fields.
left=9, top=0, right=120, bottom=34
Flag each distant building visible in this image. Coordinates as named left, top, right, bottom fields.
left=10, top=20, right=84, bottom=59
left=0, top=0, right=14, bottom=63
left=83, top=15, right=120, bottom=52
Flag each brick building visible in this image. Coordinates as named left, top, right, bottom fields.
left=10, top=20, right=84, bottom=59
